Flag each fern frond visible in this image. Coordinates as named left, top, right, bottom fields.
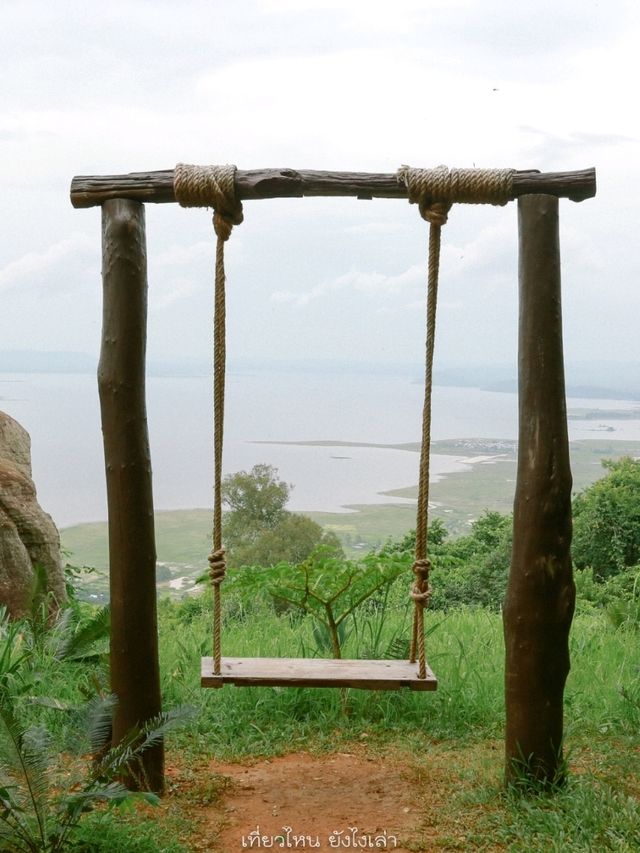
left=383, top=636, right=410, bottom=660
left=52, top=606, right=110, bottom=662
left=79, top=693, right=117, bottom=757
left=0, top=704, right=49, bottom=850
left=92, top=705, right=195, bottom=782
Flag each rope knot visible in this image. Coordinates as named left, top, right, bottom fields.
left=411, top=581, right=432, bottom=605
left=397, top=164, right=515, bottom=222
left=208, top=547, right=227, bottom=586
left=410, top=558, right=432, bottom=606
left=412, top=558, right=431, bottom=582
left=420, top=200, right=451, bottom=226
left=174, top=163, right=243, bottom=241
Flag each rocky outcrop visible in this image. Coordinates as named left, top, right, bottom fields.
left=0, top=411, right=65, bottom=618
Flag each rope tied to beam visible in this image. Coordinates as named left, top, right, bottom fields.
left=174, top=163, right=244, bottom=675
left=397, top=164, right=515, bottom=224
left=174, top=163, right=244, bottom=240
left=397, top=164, right=514, bottom=679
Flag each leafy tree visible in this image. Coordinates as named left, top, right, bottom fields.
left=231, top=513, right=342, bottom=568
left=222, top=463, right=290, bottom=534
left=572, top=457, right=640, bottom=579
left=221, top=464, right=343, bottom=567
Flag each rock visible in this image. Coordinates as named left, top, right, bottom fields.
left=0, top=411, right=66, bottom=618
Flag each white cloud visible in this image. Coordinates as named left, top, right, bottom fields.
left=0, top=233, right=95, bottom=293
left=271, top=264, right=426, bottom=307
left=0, top=1, right=637, bottom=370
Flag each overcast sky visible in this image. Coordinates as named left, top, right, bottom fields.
left=1, top=0, right=638, bottom=372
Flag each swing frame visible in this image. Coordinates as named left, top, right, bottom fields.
left=71, top=164, right=595, bottom=699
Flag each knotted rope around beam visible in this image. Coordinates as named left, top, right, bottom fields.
left=174, top=163, right=244, bottom=675
left=398, top=165, right=514, bottom=680
left=397, top=164, right=515, bottom=223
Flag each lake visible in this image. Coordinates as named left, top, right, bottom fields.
left=1, top=369, right=639, bottom=527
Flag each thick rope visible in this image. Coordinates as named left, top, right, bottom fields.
left=174, top=164, right=243, bottom=675
left=408, top=218, right=441, bottom=679
left=174, top=163, right=244, bottom=239
left=398, top=165, right=513, bottom=678
left=397, top=164, right=514, bottom=221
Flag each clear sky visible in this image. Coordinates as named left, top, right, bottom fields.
left=1, top=0, right=638, bottom=372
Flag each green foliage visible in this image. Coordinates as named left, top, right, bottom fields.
left=0, top=605, right=194, bottom=852
left=230, top=512, right=343, bottom=568
left=573, top=457, right=640, bottom=579
left=0, top=691, right=184, bottom=852
left=221, top=463, right=343, bottom=567
left=379, top=511, right=513, bottom=610
left=0, top=608, right=32, bottom=701
left=426, top=511, right=512, bottom=610
left=222, top=463, right=290, bottom=537
left=574, top=565, right=640, bottom=626
left=489, top=773, right=640, bottom=852
left=47, top=605, right=110, bottom=665
left=62, top=559, right=99, bottom=604
left=229, top=550, right=407, bottom=657
left=67, top=813, right=188, bottom=852
left=377, top=517, right=449, bottom=555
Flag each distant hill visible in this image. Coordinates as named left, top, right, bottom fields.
left=434, top=362, right=640, bottom=402
left=2, top=351, right=639, bottom=401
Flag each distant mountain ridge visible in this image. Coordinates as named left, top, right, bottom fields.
left=1, top=351, right=639, bottom=401
left=434, top=363, right=640, bottom=402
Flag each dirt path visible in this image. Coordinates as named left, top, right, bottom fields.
left=181, top=749, right=434, bottom=852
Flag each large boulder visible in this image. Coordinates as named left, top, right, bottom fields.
left=0, top=411, right=65, bottom=618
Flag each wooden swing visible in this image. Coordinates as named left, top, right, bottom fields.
left=173, top=164, right=519, bottom=691
left=71, top=161, right=595, bottom=782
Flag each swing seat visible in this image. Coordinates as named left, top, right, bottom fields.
left=201, top=656, right=437, bottom=691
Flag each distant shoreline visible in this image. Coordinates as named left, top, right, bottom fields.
left=2, top=356, right=640, bottom=402
left=60, top=436, right=640, bottom=533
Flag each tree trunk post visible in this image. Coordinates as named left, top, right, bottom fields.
left=504, top=194, right=575, bottom=787
left=99, top=198, right=164, bottom=794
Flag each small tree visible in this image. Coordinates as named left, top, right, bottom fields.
left=222, top=464, right=342, bottom=567
left=222, top=464, right=290, bottom=533
left=232, top=551, right=406, bottom=659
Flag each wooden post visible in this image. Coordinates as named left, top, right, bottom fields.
left=503, top=195, right=575, bottom=787
left=99, top=199, right=164, bottom=794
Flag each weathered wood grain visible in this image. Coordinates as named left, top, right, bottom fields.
left=201, top=656, right=438, bottom=691
left=99, top=199, right=163, bottom=793
left=503, top=195, right=575, bottom=787
left=71, top=167, right=596, bottom=208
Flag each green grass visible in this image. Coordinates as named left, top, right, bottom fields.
left=404, top=738, right=640, bottom=852
left=68, top=813, right=189, bottom=852
left=154, top=597, right=640, bottom=761
left=158, top=602, right=639, bottom=850
left=7, top=594, right=639, bottom=852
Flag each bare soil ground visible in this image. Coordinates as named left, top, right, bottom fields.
left=166, top=744, right=501, bottom=852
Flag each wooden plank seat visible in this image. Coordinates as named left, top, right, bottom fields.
left=201, top=656, right=437, bottom=691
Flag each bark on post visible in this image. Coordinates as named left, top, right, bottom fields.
left=99, top=199, right=164, bottom=794
left=504, top=194, right=575, bottom=787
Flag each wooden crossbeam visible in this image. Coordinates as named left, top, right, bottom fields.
left=201, top=656, right=438, bottom=691
left=71, top=167, right=596, bottom=208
